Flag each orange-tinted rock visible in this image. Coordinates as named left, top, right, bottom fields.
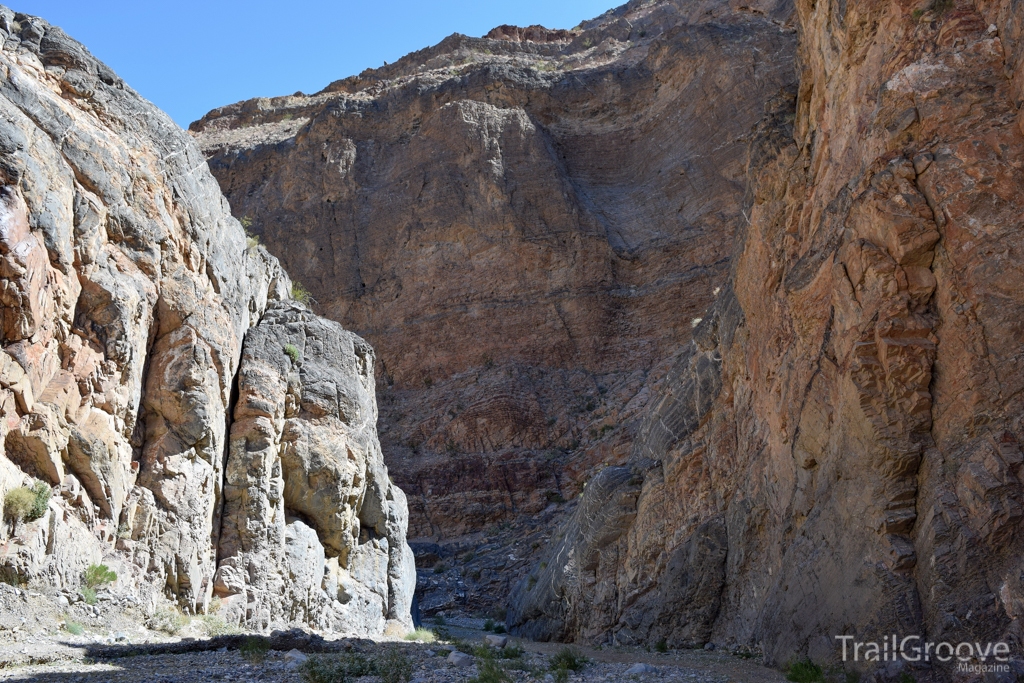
left=510, top=0, right=1024, bottom=672
left=193, top=0, right=798, bottom=555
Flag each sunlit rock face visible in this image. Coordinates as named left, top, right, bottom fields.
left=0, top=6, right=412, bottom=636
left=191, top=0, right=797, bottom=593
left=511, top=0, right=1024, bottom=673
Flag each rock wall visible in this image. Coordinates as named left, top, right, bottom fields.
left=511, top=0, right=1024, bottom=677
left=0, top=7, right=411, bottom=635
left=191, top=0, right=797, bottom=559
left=218, top=302, right=414, bottom=632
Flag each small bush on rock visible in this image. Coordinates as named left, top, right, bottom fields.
left=197, top=614, right=241, bottom=636
left=283, top=343, right=302, bottom=363
left=291, top=281, right=314, bottom=306
left=4, top=482, right=49, bottom=524
left=84, top=563, right=117, bottom=588
left=64, top=620, right=84, bottom=635
left=81, top=587, right=97, bottom=605
left=148, top=606, right=190, bottom=634
left=28, top=481, right=50, bottom=519
left=497, top=643, right=524, bottom=660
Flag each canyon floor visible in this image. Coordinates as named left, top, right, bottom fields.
left=0, top=583, right=783, bottom=682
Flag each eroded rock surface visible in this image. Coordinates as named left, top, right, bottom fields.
left=0, top=7, right=411, bottom=636
left=510, top=0, right=1024, bottom=677
left=217, top=302, right=414, bottom=632
left=191, top=0, right=797, bottom=594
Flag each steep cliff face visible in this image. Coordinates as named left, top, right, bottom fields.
left=511, top=0, right=1024, bottom=674
left=192, top=0, right=797, bottom=562
left=0, top=7, right=411, bottom=635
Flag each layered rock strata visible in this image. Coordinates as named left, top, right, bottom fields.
left=192, top=0, right=798, bottom=561
left=0, top=7, right=411, bottom=635
left=511, top=0, right=1024, bottom=677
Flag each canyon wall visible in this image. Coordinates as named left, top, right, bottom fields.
left=195, top=0, right=1024, bottom=674
left=510, top=0, right=1024, bottom=677
left=0, top=7, right=412, bottom=635
left=192, top=0, right=797, bottom=567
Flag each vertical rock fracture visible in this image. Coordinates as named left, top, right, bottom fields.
left=0, top=7, right=412, bottom=635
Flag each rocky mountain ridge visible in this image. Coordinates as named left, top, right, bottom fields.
left=0, top=6, right=412, bottom=636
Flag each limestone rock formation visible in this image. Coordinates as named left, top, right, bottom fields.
left=0, top=7, right=411, bottom=635
left=217, top=302, right=414, bottom=632
left=510, top=0, right=1024, bottom=676
left=191, top=0, right=797, bottom=572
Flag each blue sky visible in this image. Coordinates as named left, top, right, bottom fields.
left=14, top=1, right=616, bottom=127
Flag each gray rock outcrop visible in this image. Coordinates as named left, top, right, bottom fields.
left=217, top=302, right=414, bottom=632
left=0, top=6, right=411, bottom=635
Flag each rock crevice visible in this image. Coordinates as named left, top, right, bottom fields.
left=0, top=7, right=412, bottom=636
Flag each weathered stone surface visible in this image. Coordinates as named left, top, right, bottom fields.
left=216, top=302, right=413, bottom=632
left=0, top=6, right=412, bottom=636
left=447, top=651, right=474, bottom=667
left=484, top=634, right=509, bottom=648
left=510, top=0, right=1024, bottom=676
left=192, top=0, right=798, bottom=567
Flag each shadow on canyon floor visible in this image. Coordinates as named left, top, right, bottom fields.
left=0, top=620, right=788, bottom=682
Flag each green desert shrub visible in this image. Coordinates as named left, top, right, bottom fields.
left=283, top=343, right=302, bottom=363
left=472, top=640, right=523, bottom=661
left=84, top=564, right=116, bottom=588
left=148, top=606, right=190, bottom=634
left=300, top=652, right=375, bottom=683
left=376, top=646, right=413, bottom=683
left=785, top=658, right=825, bottom=683
left=291, top=281, right=314, bottom=306
left=64, top=620, right=85, bottom=635
left=550, top=646, right=588, bottom=673
left=4, top=482, right=50, bottom=524
left=403, top=627, right=436, bottom=643
left=197, top=614, right=241, bottom=636
left=469, top=657, right=513, bottom=683
left=2, top=487, right=33, bottom=523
